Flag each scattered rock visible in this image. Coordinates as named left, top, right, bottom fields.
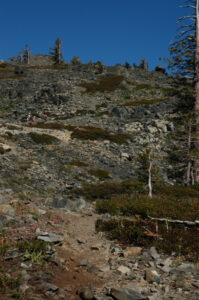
left=123, top=247, right=142, bottom=258
left=149, top=247, right=160, bottom=260
left=0, top=204, right=15, bottom=217
left=117, top=265, right=131, bottom=275
left=78, top=258, right=89, bottom=267
left=110, top=287, right=149, bottom=300
left=145, top=269, right=160, bottom=284
left=37, top=232, right=63, bottom=243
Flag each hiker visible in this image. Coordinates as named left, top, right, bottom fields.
left=42, top=113, right=47, bottom=121
left=27, top=112, right=31, bottom=122
left=32, top=116, right=36, bottom=122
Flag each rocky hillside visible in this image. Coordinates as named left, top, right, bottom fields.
left=0, top=61, right=185, bottom=196
left=0, top=60, right=198, bottom=300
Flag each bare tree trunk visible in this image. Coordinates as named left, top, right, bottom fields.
left=148, top=152, right=153, bottom=198
left=194, top=0, right=199, bottom=182
left=186, top=119, right=192, bottom=185
left=57, top=38, right=62, bottom=64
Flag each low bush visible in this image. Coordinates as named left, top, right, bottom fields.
left=67, top=126, right=131, bottom=144
left=27, top=122, right=67, bottom=130
left=96, top=184, right=199, bottom=221
left=88, top=169, right=110, bottom=180
left=122, top=98, right=168, bottom=106
left=69, top=161, right=88, bottom=167
left=72, top=180, right=142, bottom=201
left=80, top=75, right=125, bottom=93
left=0, top=74, right=23, bottom=80
left=0, top=274, right=21, bottom=295
left=96, top=218, right=199, bottom=262
left=29, top=132, right=60, bottom=144
left=17, top=239, right=48, bottom=256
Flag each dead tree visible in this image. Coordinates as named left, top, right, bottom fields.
left=148, top=151, right=153, bottom=198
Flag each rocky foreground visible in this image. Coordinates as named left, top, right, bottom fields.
left=0, top=60, right=198, bottom=299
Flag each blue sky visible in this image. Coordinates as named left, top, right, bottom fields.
left=1, top=0, right=183, bottom=70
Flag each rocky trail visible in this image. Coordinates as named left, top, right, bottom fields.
left=0, top=121, right=198, bottom=299
left=0, top=61, right=198, bottom=299
left=44, top=207, right=199, bottom=300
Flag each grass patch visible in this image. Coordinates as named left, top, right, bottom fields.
left=66, top=126, right=131, bottom=144
left=122, top=98, right=168, bottom=106
left=29, top=132, right=60, bottom=144
left=79, top=75, right=125, bottom=93
left=0, top=74, right=23, bottom=80
left=0, top=274, right=21, bottom=297
left=96, top=218, right=199, bottom=262
left=88, top=169, right=111, bottom=180
left=133, top=83, right=155, bottom=90
left=0, top=243, right=10, bottom=257
left=27, top=122, right=67, bottom=130
left=96, top=185, right=199, bottom=221
left=17, top=239, right=48, bottom=260
left=69, top=161, right=88, bottom=167
left=0, top=63, right=14, bottom=74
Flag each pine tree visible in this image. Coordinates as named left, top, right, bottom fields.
left=49, top=38, right=63, bottom=64
left=23, top=44, right=30, bottom=64
left=169, top=0, right=199, bottom=183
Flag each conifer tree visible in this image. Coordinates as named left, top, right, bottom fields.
left=23, top=44, right=30, bottom=64
left=50, top=38, right=63, bottom=64
left=169, top=0, right=199, bottom=182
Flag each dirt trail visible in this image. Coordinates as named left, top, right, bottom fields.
left=53, top=210, right=111, bottom=299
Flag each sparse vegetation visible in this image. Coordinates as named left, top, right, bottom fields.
left=66, top=125, right=131, bottom=144
left=27, top=122, right=67, bottom=130
left=96, top=186, right=199, bottom=220
left=69, top=161, right=88, bottom=167
left=96, top=218, right=199, bottom=262
left=0, top=274, right=21, bottom=297
left=80, top=75, right=125, bottom=93
left=123, top=98, right=169, bottom=106
left=88, top=169, right=111, bottom=180
left=29, top=132, right=60, bottom=144
left=17, top=239, right=48, bottom=259
left=0, top=74, right=23, bottom=80
left=72, top=180, right=140, bottom=201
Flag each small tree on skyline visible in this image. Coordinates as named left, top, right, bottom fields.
left=50, top=37, right=63, bottom=64
left=23, top=44, right=31, bottom=64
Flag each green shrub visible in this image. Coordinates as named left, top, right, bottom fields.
left=27, top=122, right=67, bottom=130
left=122, top=98, right=168, bottom=106
left=69, top=161, right=88, bottom=167
left=96, top=218, right=199, bottom=262
left=0, top=74, right=23, bottom=80
left=72, top=180, right=140, bottom=201
left=17, top=239, right=48, bottom=256
left=67, top=125, right=131, bottom=144
left=95, top=184, right=199, bottom=221
left=29, top=132, right=60, bottom=144
left=88, top=169, right=110, bottom=180
left=0, top=274, right=21, bottom=294
left=80, top=75, right=125, bottom=93
left=0, top=243, right=10, bottom=257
